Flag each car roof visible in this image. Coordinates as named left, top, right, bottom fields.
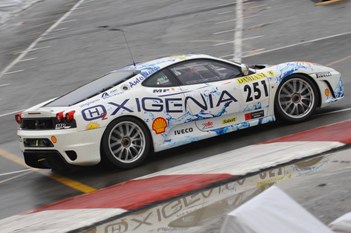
left=119, top=54, right=214, bottom=78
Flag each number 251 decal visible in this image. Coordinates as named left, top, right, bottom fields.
left=244, top=80, right=269, bottom=102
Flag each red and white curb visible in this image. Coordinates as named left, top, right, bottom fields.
left=0, top=209, right=126, bottom=232
left=1, top=119, right=351, bottom=232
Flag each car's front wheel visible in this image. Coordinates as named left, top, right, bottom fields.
left=275, top=75, right=319, bottom=123
left=101, top=117, right=151, bottom=169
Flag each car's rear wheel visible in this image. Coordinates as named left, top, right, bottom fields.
left=275, top=75, right=319, bottom=123
left=101, top=117, right=151, bottom=169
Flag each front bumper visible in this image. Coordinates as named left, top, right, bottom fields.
left=18, top=127, right=105, bottom=168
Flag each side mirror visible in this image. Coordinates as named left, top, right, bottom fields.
left=240, top=64, right=250, bottom=76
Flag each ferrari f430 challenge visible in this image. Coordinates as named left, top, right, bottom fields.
left=15, top=55, right=344, bottom=170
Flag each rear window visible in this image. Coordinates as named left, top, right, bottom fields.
left=46, top=70, right=138, bottom=107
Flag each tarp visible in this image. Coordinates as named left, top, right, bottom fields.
left=220, top=186, right=334, bottom=233
left=329, top=212, right=351, bottom=233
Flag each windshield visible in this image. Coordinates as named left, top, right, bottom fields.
left=45, top=70, right=138, bottom=107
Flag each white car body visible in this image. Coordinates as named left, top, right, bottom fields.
left=17, top=54, right=344, bottom=169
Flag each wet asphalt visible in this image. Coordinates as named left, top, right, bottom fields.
left=82, top=148, right=351, bottom=233
left=0, top=0, right=350, bottom=227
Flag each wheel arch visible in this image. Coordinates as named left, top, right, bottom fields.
left=274, top=72, right=321, bottom=122
left=275, top=72, right=322, bottom=110
left=99, top=115, right=155, bottom=160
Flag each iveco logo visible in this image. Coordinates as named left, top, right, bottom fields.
left=174, top=127, right=193, bottom=135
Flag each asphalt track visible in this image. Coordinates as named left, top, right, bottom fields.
left=0, top=0, right=351, bottom=227
left=2, top=123, right=350, bottom=232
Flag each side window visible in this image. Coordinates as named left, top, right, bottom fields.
left=170, top=61, right=220, bottom=85
left=169, top=60, right=242, bottom=85
left=207, top=61, right=242, bottom=80
left=142, top=70, right=179, bottom=87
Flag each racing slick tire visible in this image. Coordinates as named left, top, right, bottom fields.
left=101, top=117, right=151, bottom=169
left=275, top=75, right=319, bottom=123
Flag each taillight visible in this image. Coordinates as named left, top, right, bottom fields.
left=65, top=111, right=75, bottom=122
left=15, top=112, right=23, bottom=124
left=56, top=112, right=64, bottom=123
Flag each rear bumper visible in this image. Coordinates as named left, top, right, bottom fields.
left=24, top=150, right=70, bottom=169
left=18, top=127, right=105, bottom=168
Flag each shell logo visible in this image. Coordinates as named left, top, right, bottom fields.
left=152, top=117, right=167, bottom=134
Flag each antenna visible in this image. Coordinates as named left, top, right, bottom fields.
left=109, top=28, right=136, bottom=68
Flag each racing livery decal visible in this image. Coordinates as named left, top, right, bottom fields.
left=236, top=73, right=267, bottom=84
left=245, top=110, right=265, bottom=120
left=81, top=90, right=239, bottom=120
left=82, top=105, right=107, bottom=121
left=152, top=117, right=167, bottom=134
left=222, top=117, right=236, bottom=124
left=86, top=122, right=100, bottom=130
left=316, top=72, right=332, bottom=79
left=16, top=54, right=344, bottom=170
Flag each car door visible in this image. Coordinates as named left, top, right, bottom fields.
left=141, top=69, right=188, bottom=135
left=168, top=59, right=248, bottom=132
left=235, top=69, right=270, bottom=122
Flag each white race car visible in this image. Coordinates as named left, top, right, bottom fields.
left=16, top=54, right=344, bottom=170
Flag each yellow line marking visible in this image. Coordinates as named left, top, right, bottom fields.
left=315, top=0, right=344, bottom=6
left=0, top=148, right=28, bottom=167
left=326, top=54, right=351, bottom=66
left=0, top=148, right=96, bottom=193
left=49, top=174, right=96, bottom=193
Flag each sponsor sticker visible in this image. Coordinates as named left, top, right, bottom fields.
left=86, top=122, right=100, bottom=130
left=236, top=73, right=267, bottom=84
left=174, top=128, right=193, bottom=135
left=153, top=89, right=170, bottom=93
left=222, top=117, right=236, bottom=124
left=101, top=91, right=124, bottom=100
left=129, top=75, right=145, bottom=88
left=152, top=117, right=167, bottom=134
left=101, top=92, right=111, bottom=99
left=316, top=72, right=332, bottom=79
left=82, top=105, right=107, bottom=121
left=55, top=123, right=71, bottom=129
left=202, top=121, right=214, bottom=129
left=245, top=110, right=264, bottom=120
